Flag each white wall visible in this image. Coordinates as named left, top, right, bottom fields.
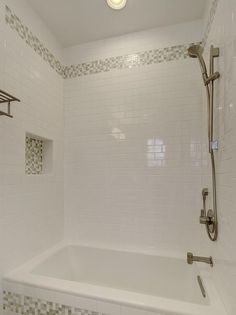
left=0, top=0, right=64, bottom=299
left=203, top=0, right=236, bottom=314
left=63, top=20, right=202, bottom=64
left=63, top=22, right=209, bottom=256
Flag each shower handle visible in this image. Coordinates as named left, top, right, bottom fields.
left=199, top=188, right=214, bottom=227
left=200, top=209, right=214, bottom=225
left=199, top=188, right=215, bottom=232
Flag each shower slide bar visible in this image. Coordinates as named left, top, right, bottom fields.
left=188, top=44, right=220, bottom=241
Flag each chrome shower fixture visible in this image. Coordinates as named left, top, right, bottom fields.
left=188, top=44, right=220, bottom=241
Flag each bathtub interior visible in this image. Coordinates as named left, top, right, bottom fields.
left=30, top=246, right=209, bottom=306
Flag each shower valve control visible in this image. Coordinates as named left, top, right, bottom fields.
left=200, top=209, right=214, bottom=225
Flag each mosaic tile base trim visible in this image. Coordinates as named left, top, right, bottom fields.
left=5, top=6, right=64, bottom=77
left=3, top=291, right=106, bottom=315
left=202, top=0, right=219, bottom=47
left=25, top=136, right=43, bottom=175
left=5, top=0, right=219, bottom=78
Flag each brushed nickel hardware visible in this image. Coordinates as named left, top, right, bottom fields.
left=204, top=71, right=220, bottom=85
left=200, top=188, right=209, bottom=224
left=188, top=44, right=220, bottom=241
left=197, top=275, right=206, bottom=298
left=200, top=209, right=214, bottom=225
left=0, top=89, right=20, bottom=118
left=187, top=252, right=213, bottom=267
left=199, top=188, right=215, bottom=228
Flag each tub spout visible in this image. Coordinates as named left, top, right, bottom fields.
left=187, top=252, right=213, bottom=267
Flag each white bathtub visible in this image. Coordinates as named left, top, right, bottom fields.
left=3, top=244, right=226, bottom=315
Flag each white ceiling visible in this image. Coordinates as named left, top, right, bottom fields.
left=27, top=0, right=206, bottom=48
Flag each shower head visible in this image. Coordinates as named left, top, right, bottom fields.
left=188, top=45, right=203, bottom=58
left=188, top=44, right=208, bottom=78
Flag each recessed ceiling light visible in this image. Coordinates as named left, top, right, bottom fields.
left=106, top=0, right=127, bottom=10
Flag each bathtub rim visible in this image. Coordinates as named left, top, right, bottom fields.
left=3, top=242, right=227, bottom=315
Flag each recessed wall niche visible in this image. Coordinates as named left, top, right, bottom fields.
left=25, top=133, right=53, bottom=175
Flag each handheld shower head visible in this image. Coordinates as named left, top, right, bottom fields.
left=188, top=44, right=208, bottom=79
left=188, top=45, right=203, bottom=58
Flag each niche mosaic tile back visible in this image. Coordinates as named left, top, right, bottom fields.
left=25, top=136, right=43, bottom=175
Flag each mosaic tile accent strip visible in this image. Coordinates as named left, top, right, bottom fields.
left=25, top=136, right=43, bottom=175
left=3, top=291, right=106, bottom=315
left=5, top=5, right=64, bottom=77
left=5, top=0, right=219, bottom=78
left=63, top=44, right=192, bottom=78
left=202, top=0, right=219, bottom=47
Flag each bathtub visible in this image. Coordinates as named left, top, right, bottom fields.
left=3, top=244, right=226, bottom=315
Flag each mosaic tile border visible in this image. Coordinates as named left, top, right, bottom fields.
left=5, top=5, right=64, bottom=77
left=3, top=291, right=106, bottom=315
left=5, top=0, right=219, bottom=78
left=63, top=44, right=193, bottom=78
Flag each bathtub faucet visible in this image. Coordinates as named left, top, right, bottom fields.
left=187, top=252, right=213, bottom=267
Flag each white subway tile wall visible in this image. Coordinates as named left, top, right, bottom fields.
left=203, top=0, right=236, bottom=314
left=0, top=0, right=64, bottom=305
left=61, top=1, right=220, bottom=258
left=64, top=44, right=208, bottom=254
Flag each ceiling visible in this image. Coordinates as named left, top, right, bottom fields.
left=27, top=0, right=206, bottom=48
